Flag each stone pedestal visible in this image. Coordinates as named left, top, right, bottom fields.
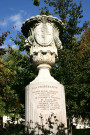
left=21, top=15, right=67, bottom=133
left=25, top=64, right=67, bottom=131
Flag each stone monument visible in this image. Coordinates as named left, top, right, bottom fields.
left=21, top=15, right=67, bottom=133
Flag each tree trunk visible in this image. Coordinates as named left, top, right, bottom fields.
left=0, top=116, right=3, bottom=129
left=68, top=118, right=72, bottom=135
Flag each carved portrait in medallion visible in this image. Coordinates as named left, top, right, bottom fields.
left=35, top=23, right=53, bottom=46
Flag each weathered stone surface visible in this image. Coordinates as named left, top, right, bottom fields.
left=21, top=15, right=63, bottom=66
left=25, top=81, right=67, bottom=125
left=21, top=15, right=64, bottom=38
left=21, top=15, right=67, bottom=133
left=25, top=64, right=67, bottom=130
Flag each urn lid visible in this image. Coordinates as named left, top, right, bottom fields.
left=21, top=15, right=64, bottom=38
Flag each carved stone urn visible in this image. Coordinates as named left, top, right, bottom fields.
left=21, top=15, right=67, bottom=133
left=22, top=15, right=64, bottom=66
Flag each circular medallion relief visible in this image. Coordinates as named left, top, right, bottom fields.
left=35, top=23, right=53, bottom=46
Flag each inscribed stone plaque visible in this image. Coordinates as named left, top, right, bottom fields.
left=25, top=81, right=67, bottom=127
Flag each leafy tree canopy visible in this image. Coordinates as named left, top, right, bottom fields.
left=33, top=0, right=89, bottom=49
left=0, top=0, right=89, bottom=125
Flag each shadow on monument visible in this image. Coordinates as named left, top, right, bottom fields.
left=25, top=113, right=68, bottom=135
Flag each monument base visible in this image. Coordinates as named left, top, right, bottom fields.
left=25, top=64, right=67, bottom=133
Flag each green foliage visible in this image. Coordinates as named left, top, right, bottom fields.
left=39, top=0, right=89, bottom=49
left=72, top=129, right=90, bottom=135
left=32, top=0, right=40, bottom=6
left=81, top=28, right=90, bottom=47
left=0, top=114, right=67, bottom=135
left=39, top=6, right=51, bottom=15
left=0, top=120, right=24, bottom=135
left=0, top=0, right=89, bottom=131
left=51, top=38, right=90, bottom=119
left=33, top=0, right=90, bottom=119
left=25, top=114, right=67, bottom=135
left=0, top=54, right=22, bottom=117
left=0, top=32, right=38, bottom=118
left=11, top=32, right=25, bottom=52
left=0, top=18, right=16, bottom=55
left=0, top=97, right=5, bottom=116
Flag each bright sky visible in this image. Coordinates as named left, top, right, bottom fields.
left=0, top=0, right=90, bottom=49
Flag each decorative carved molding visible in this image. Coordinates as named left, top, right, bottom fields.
left=32, top=50, right=56, bottom=66
left=21, top=15, right=64, bottom=38
left=21, top=15, right=64, bottom=66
